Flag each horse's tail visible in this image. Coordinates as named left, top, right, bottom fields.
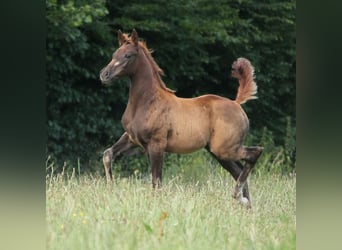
left=232, top=58, right=258, bottom=105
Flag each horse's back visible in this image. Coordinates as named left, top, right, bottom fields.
left=171, top=94, right=248, bottom=131
left=164, top=94, right=248, bottom=154
left=194, top=94, right=248, bottom=121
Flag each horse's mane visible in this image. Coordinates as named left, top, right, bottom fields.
left=138, top=41, right=175, bottom=93
left=124, top=33, right=175, bottom=93
left=138, top=41, right=164, bottom=76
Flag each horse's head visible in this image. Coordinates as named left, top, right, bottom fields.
left=100, top=29, right=139, bottom=85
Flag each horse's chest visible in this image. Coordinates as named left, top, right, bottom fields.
left=121, top=111, right=160, bottom=148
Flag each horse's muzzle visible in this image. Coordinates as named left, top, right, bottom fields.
left=100, top=69, right=110, bottom=82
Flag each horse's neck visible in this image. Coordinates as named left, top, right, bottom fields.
left=127, top=54, right=161, bottom=110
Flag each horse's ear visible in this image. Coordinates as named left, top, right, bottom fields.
left=118, top=29, right=125, bottom=46
left=131, top=29, right=139, bottom=45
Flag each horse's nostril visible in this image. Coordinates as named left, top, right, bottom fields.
left=100, top=70, right=109, bottom=81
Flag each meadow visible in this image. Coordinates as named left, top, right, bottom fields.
left=46, top=150, right=296, bottom=250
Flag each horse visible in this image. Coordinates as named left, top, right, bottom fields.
left=99, top=29, right=262, bottom=208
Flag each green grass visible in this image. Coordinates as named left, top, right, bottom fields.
left=46, top=157, right=296, bottom=250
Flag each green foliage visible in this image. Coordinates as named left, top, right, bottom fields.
left=47, top=0, right=125, bottom=167
left=245, top=116, right=296, bottom=176
left=46, top=0, right=296, bottom=172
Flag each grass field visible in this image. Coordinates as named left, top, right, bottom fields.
left=46, top=153, right=296, bottom=250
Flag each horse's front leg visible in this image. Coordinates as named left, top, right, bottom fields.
left=103, top=132, right=136, bottom=183
left=147, top=142, right=165, bottom=189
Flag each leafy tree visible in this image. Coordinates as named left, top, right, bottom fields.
left=46, top=0, right=122, bottom=168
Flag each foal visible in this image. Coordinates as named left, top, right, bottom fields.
left=100, top=30, right=262, bottom=208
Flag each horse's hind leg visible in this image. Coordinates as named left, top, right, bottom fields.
left=208, top=149, right=251, bottom=207
left=103, top=132, right=136, bottom=182
left=224, top=161, right=251, bottom=201
left=233, top=146, right=263, bottom=199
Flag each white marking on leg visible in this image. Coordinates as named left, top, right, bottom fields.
left=103, top=154, right=111, bottom=164
left=103, top=148, right=112, bottom=165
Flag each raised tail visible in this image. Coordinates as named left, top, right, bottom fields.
left=231, top=57, right=258, bottom=104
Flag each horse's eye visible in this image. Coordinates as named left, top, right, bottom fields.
left=125, top=54, right=131, bottom=59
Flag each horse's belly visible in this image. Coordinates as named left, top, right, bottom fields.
left=165, top=131, right=209, bottom=154
left=165, top=142, right=205, bottom=154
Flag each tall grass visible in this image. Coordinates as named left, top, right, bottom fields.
left=46, top=153, right=296, bottom=250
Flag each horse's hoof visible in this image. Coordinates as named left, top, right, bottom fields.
left=237, top=197, right=252, bottom=209
left=240, top=196, right=249, bottom=204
